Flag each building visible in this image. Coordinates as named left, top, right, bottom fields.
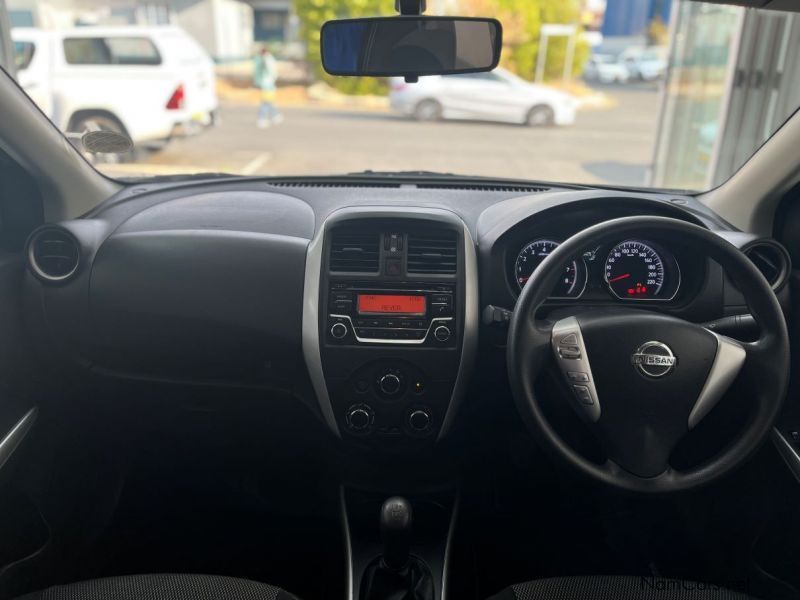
left=650, top=0, right=800, bottom=190
left=601, top=0, right=672, bottom=37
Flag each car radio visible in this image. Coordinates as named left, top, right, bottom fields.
left=327, top=282, right=456, bottom=346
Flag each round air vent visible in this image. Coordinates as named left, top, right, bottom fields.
left=742, top=240, right=791, bottom=292
left=27, top=227, right=80, bottom=282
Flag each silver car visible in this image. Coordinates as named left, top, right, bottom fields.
left=390, top=67, right=578, bottom=126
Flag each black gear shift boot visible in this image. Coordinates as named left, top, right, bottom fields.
left=360, top=497, right=435, bottom=600
left=360, top=555, right=435, bottom=600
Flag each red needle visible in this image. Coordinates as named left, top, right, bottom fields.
left=608, top=273, right=631, bottom=283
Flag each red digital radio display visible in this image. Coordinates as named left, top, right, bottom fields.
left=357, top=294, right=426, bottom=316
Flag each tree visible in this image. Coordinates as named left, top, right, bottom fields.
left=294, top=0, right=395, bottom=95
left=457, top=0, right=590, bottom=81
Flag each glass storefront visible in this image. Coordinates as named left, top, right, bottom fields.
left=652, top=1, right=800, bottom=191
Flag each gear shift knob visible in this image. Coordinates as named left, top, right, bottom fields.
left=380, top=496, right=412, bottom=570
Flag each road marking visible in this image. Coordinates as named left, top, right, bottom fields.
left=241, top=152, right=272, bottom=175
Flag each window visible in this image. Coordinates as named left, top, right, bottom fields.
left=63, top=38, right=112, bottom=65
left=106, top=37, right=162, bottom=65
left=62, top=37, right=161, bottom=66
left=13, top=41, right=35, bottom=71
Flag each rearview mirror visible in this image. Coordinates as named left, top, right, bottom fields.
left=321, top=16, right=502, bottom=78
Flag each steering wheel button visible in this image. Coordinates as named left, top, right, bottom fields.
left=559, top=333, right=579, bottom=346
left=559, top=346, right=581, bottom=359
left=567, top=371, right=589, bottom=382
left=573, top=385, right=594, bottom=405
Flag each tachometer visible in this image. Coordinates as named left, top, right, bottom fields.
left=605, top=240, right=665, bottom=299
left=515, top=240, right=580, bottom=297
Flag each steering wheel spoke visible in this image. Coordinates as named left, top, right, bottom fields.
left=688, top=332, right=746, bottom=429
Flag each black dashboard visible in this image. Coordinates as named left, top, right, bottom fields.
left=22, top=179, right=791, bottom=448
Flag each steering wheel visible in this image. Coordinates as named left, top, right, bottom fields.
left=507, top=216, right=790, bottom=493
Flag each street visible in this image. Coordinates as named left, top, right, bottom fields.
left=140, top=85, right=660, bottom=187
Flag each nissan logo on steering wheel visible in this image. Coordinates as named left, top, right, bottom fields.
left=631, top=341, right=677, bottom=378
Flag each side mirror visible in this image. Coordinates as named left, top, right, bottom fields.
left=321, top=16, right=502, bottom=78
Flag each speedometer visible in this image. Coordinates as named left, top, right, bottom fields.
left=515, top=239, right=580, bottom=297
left=605, top=241, right=666, bottom=299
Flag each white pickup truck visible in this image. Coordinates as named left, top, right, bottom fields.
left=12, top=26, right=218, bottom=151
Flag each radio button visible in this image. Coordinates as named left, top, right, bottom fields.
left=431, top=304, right=452, bottom=316
left=330, top=322, right=348, bottom=340
left=431, top=294, right=453, bottom=305
left=434, top=325, right=451, bottom=342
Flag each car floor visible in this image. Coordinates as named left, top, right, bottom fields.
left=4, top=386, right=800, bottom=600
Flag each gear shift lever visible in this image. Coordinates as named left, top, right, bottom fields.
left=380, top=496, right=412, bottom=570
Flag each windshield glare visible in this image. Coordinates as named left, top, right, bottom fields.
left=6, top=0, right=800, bottom=192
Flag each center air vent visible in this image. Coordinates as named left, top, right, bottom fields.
left=329, top=229, right=380, bottom=272
left=28, top=227, right=80, bottom=282
left=407, top=230, right=458, bottom=274
left=742, top=240, right=791, bottom=291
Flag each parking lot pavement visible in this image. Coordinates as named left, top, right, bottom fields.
left=138, top=86, right=659, bottom=187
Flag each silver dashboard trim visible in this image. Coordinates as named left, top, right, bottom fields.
left=0, top=407, right=38, bottom=472
left=441, top=491, right=460, bottom=600
left=339, top=485, right=355, bottom=600
left=329, top=314, right=453, bottom=345
left=301, top=206, right=478, bottom=442
left=688, top=332, right=746, bottom=429
left=302, top=219, right=341, bottom=437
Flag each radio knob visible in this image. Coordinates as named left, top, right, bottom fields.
left=330, top=322, right=348, bottom=340
left=346, top=405, right=373, bottom=431
left=379, top=373, right=402, bottom=396
left=408, top=409, right=431, bottom=432
left=433, top=325, right=451, bottom=342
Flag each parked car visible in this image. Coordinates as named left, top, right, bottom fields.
left=11, top=26, right=218, bottom=153
left=621, top=46, right=668, bottom=81
left=583, top=54, right=631, bottom=84
left=390, top=67, right=578, bottom=126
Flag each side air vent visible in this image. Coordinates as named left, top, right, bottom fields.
left=743, top=240, right=791, bottom=291
left=407, top=230, right=458, bottom=274
left=28, top=227, right=80, bottom=282
left=329, top=229, right=380, bottom=272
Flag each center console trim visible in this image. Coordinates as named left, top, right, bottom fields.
left=330, top=314, right=454, bottom=345
left=301, top=206, right=479, bottom=440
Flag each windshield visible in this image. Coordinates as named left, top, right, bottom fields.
left=6, top=0, right=800, bottom=191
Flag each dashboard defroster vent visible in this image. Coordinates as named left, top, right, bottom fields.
left=407, top=230, right=458, bottom=274
left=329, top=229, right=380, bottom=272
left=28, top=227, right=80, bottom=282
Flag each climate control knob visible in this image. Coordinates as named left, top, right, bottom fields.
left=330, top=322, right=348, bottom=339
left=379, top=373, right=402, bottom=396
left=346, top=404, right=373, bottom=431
left=408, top=409, right=432, bottom=432
left=433, top=325, right=451, bottom=342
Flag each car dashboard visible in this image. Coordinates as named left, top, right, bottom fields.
left=22, top=179, right=791, bottom=450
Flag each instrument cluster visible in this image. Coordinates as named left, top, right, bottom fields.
left=512, top=238, right=681, bottom=302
